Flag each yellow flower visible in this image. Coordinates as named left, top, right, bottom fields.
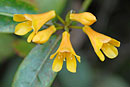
left=32, top=25, right=56, bottom=44
left=83, top=26, right=120, bottom=61
left=13, top=10, right=56, bottom=42
left=50, top=31, right=80, bottom=73
left=70, top=12, right=97, bottom=25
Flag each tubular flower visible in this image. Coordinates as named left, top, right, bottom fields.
left=50, top=31, right=80, bottom=73
left=70, top=12, right=97, bottom=25
left=83, top=26, right=120, bottom=61
left=13, top=10, right=56, bottom=42
left=32, top=25, right=56, bottom=44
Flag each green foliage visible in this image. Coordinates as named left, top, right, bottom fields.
left=0, top=15, right=16, bottom=33
left=0, top=0, right=67, bottom=87
left=12, top=36, right=60, bottom=87
left=0, top=58, right=23, bottom=87
left=0, top=0, right=37, bottom=14
left=0, top=33, right=14, bottom=62
left=13, top=39, right=35, bottom=57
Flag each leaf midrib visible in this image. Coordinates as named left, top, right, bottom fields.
left=0, top=12, right=13, bottom=17
left=29, top=36, right=61, bottom=86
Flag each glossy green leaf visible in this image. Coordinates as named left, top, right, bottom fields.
left=0, top=0, right=37, bottom=15
left=12, top=36, right=61, bottom=87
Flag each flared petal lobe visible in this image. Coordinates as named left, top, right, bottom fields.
left=15, top=21, right=32, bottom=35
left=101, top=43, right=118, bottom=58
left=83, top=26, right=120, bottom=61
left=70, top=12, right=96, bottom=25
left=32, top=25, right=56, bottom=44
left=109, top=39, right=120, bottom=47
left=50, top=31, right=80, bottom=73
left=66, top=53, right=77, bottom=73
left=24, top=10, right=56, bottom=32
left=51, top=31, right=80, bottom=62
left=52, top=53, right=64, bottom=72
left=27, top=32, right=35, bottom=43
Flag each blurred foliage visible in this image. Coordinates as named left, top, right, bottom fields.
left=22, top=0, right=67, bottom=14
left=13, top=39, right=35, bottom=57
left=0, top=33, right=14, bottom=62
left=0, top=57, right=23, bottom=87
left=0, top=0, right=36, bottom=14
left=95, top=75, right=129, bottom=87
left=0, top=16, right=16, bottom=33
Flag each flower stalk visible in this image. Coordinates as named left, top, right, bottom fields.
left=56, top=14, right=65, bottom=25
left=69, top=26, right=83, bottom=29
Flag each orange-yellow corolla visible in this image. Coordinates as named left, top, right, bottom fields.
left=83, top=26, right=120, bottom=61
left=50, top=31, right=80, bottom=73
left=13, top=10, right=56, bottom=42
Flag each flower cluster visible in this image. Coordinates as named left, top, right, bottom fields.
left=13, top=10, right=120, bottom=73
left=13, top=10, right=56, bottom=43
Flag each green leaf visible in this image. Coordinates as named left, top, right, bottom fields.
left=12, top=35, right=61, bottom=87
left=0, top=15, right=16, bottom=33
left=0, top=0, right=37, bottom=15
